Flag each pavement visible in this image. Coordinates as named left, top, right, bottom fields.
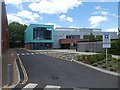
left=12, top=49, right=119, bottom=89
left=1, top=49, right=20, bottom=90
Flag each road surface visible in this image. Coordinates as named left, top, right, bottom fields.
left=13, top=49, right=119, bottom=90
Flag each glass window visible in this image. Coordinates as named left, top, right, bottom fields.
left=33, top=27, right=52, bottom=40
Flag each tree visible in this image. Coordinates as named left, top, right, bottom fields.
left=108, top=39, right=120, bottom=55
left=9, top=22, right=27, bottom=48
left=88, top=33, right=96, bottom=41
left=96, top=35, right=102, bottom=41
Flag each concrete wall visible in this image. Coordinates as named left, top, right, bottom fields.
left=77, top=41, right=104, bottom=53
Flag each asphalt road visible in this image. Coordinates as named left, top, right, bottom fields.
left=15, top=49, right=119, bottom=89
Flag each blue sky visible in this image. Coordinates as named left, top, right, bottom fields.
left=5, top=0, right=119, bottom=32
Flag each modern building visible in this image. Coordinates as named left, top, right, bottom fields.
left=24, top=24, right=54, bottom=50
left=54, top=27, right=118, bottom=49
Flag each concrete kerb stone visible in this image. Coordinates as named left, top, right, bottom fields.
left=74, top=60, right=120, bottom=77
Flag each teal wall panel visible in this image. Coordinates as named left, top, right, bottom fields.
left=24, top=24, right=54, bottom=43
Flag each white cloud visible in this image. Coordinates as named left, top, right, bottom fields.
left=7, top=14, right=24, bottom=24
left=92, top=11, right=109, bottom=16
left=5, top=0, right=23, bottom=10
left=105, top=28, right=118, bottom=32
left=28, top=0, right=82, bottom=14
left=45, top=23, right=60, bottom=29
left=93, top=6, right=109, bottom=16
left=5, top=0, right=22, bottom=5
left=59, top=14, right=73, bottom=22
left=89, top=16, right=108, bottom=27
left=101, top=11, right=109, bottom=16
left=95, top=6, right=101, bottom=10
left=16, top=10, right=42, bottom=22
left=5, top=0, right=39, bottom=4
left=81, top=0, right=119, bottom=2
left=7, top=10, right=42, bottom=24
left=5, top=0, right=40, bottom=10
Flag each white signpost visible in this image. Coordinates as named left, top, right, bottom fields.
left=103, top=34, right=111, bottom=64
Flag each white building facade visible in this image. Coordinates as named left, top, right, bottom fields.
left=54, top=27, right=118, bottom=49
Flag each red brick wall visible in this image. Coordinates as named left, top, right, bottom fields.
left=24, top=44, right=31, bottom=49
left=2, top=1, right=9, bottom=54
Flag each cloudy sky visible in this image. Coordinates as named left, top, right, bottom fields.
left=5, top=0, right=119, bottom=32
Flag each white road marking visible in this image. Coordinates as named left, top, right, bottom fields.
left=21, top=53, right=25, bottom=55
left=22, top=83, right=38, bottom=90
left=17, top=54, right=20, bottom=56
left=31, top=53, right=34, bottom=55
left=35, top=52, right=39, bottom=54
left=26, top=53, right=30, bottom=55
left=44, top=85, right=61, bottom=90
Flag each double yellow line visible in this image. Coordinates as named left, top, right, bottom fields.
left=17, top=55, right=28, bottom=84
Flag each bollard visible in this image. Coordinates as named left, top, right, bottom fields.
left=7, top=64, right=13, bottom=86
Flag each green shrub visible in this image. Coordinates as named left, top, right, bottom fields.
left=102, top=60, right=106, bottom=63
left=82, top=55, right=86, bottom=60
left=110, top=67, right=117, bottom=71
left=89, top=55, right=97, bottom=64
left=98, top=61, right=103, bottom=65
left=101, top=64, right=107, bottom=68
left=92, top=63, right=98, bottom=67
left=108, top=39, right=120, bottom=55
left=108, top=58, right=111, bottom=61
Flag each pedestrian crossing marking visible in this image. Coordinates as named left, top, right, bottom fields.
left=36, top=52, right=39, bottom=54
left=17, top=54, right=20, bottom=56
left=26, top=53, right=30, bottom=55
left=21, top=53, right=25, bottom=55
left=17, top=52, right=41, bottom=56
left=31, top=53, right=34, bottom=55
left=21, top=83, right=38, bottom=90
left=19, top=83, right=90, bottom=90
left=44, top=85, right=61, bottom=90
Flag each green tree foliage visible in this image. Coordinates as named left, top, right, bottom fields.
left=84, top=33, right=96, bottom=41
left=96, top=35, right=102, bottom=41
left=9, top=22, right=27, bottom=48
left=88, top=33, right=96, bottom=41
left=108, top=39, right=120, bottom=55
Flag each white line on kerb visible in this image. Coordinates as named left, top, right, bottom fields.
left=22, top=83, right=38, bottom=90
left=44, top=85, right=61, bottom=90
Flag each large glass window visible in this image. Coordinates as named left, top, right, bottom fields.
left=33, top=27, right=52, bottom=40
left=66, top=35, right=80, bottom=40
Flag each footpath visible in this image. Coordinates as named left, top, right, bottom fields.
left=1, top=49, right=20, bottom=90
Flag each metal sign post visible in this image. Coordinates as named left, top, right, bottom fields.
left=106, top=48, right=107, bottom=64
left=103, top=34, right=111, bottom=64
